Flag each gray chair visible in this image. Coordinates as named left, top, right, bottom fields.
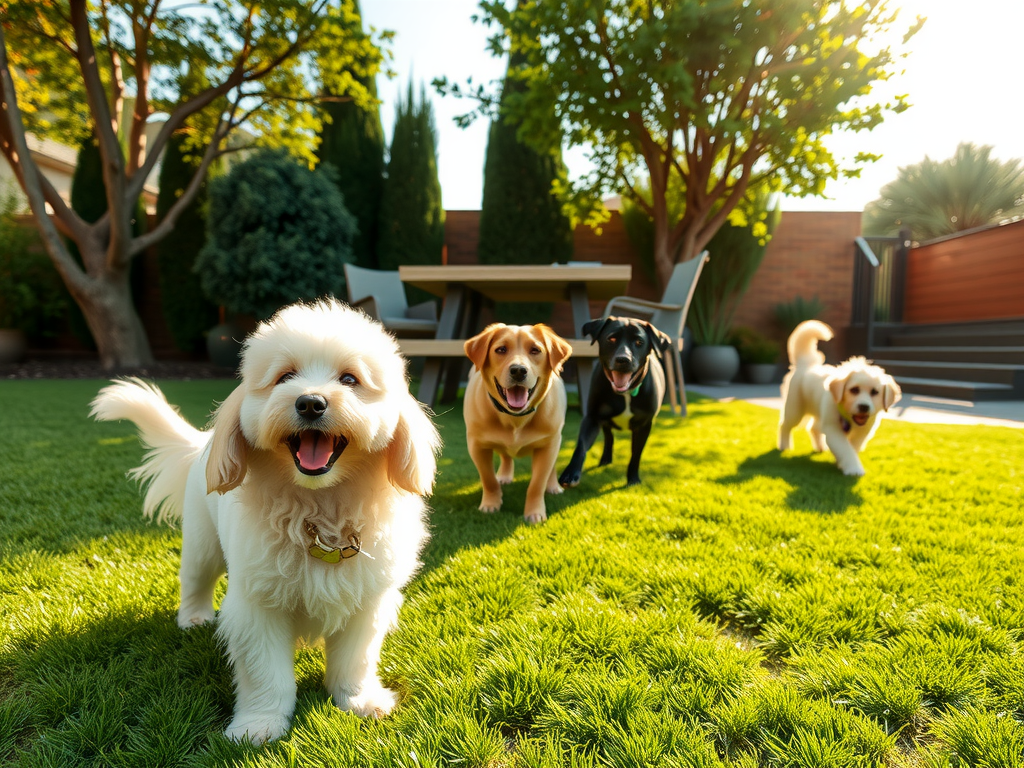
left=344, top=263, right=439, bottom=337
left=601, top=251, right=709, bottom=416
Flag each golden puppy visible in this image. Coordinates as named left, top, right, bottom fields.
left=778, top=320, right=901, bottom=476
left=463, top=323, right=573, bottom=523
left=91, top=299, right=440, bottom=744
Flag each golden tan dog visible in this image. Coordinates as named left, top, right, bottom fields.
left=778, top=320, right=901, bottom=476
left=463, top=323, right=573, bottom=524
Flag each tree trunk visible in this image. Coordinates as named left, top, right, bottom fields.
left=75, top=268, right=155, bottom=369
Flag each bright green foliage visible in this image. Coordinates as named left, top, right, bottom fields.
left=456, top=0, right=919, bottom=288
left=2, top=379, right=1023, bottom=766
left=196, top=150, right=356, bottom=319
left=863, top=142, right=1024, bottom=240
left=377, top=82, right=444, bottom=305
left=478, top=50, right=573, bottom=326
left=156, top=134, right=219, bottom=354
left=316, top=0, right=386, bottom=271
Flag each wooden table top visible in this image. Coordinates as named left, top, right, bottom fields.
left=398, top=264, right=632, bottom=302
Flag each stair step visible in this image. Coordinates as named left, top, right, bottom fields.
left=893, top=376, right=1018, bottom=402
left=873, top=359, right=1024, bottom=385
left=870, top=346, right=1024, bottom=364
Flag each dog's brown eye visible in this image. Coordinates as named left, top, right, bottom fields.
left=277, top=371, right=296, bottom=385
left=608, top=336, right=617, bottom=343
left=849, top=386, right=860, bottom=395
left=871, top=388, right=879, bottom=396
left=634, top=338, right=644, bottom=347
left=530, top=346, right=541, bottom=355
left=340, top=373, right=358, bottom=386
left=495, top=346, right=507, bottom=355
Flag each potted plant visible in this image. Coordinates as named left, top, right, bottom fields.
left=195, top=150, right=358, bottom=368
left=774, top=295, right=826, bottom=336
left=731, top=326, right=781, bottom=384
left=687, top=189, right=781, bottom=385
left=0, top=192, right=67, bottom=363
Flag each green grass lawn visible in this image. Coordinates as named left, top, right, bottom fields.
left=1, top=378, right=1022, bottom=768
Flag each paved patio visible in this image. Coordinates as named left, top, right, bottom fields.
left=687, top=383, right=1024, bottom=429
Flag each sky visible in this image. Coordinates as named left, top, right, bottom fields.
left=360, top=0, right=1024, bottom=213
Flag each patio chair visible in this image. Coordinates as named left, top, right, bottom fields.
left=344, top=263, right=439, bottom=337
left=601, top=251, right=709, bottom=416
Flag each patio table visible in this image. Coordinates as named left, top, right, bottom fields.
left=398, top=263, right=632, bottom=408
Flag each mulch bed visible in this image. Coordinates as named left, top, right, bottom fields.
left=1, top=357, right=238, bottom=381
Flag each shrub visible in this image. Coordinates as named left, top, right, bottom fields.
left=0, top=189, right=67, bottom=337
left=196, top=150, right=357, bottom=319
left=730, top=326, right=780, bottom=365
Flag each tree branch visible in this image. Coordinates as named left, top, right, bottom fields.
left=0, top=32, right=91, bottom=296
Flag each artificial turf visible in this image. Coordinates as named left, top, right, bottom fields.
left=0, top=378, right=1022, bottom=767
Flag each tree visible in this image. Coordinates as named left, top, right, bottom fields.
left=445, top=0, right=920, bottom=288
left=0, top=0, right=384, bottom=368
left=478, top=48, right=573, bottom=324
left=863, top=142, right=1024, bottom=240
left=316, top=0, right=386, bottom=270
left=196, top=150, right=356, bottom=320
left=377, top=81, right=444, bottom=305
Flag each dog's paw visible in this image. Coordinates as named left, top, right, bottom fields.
left=840, top=463, right=866, bottom=477
left=177, top=607, right=215, bottom=629
left=558, top=467, right=581, bottom=488
left=335, top=684, right=397, bottom=719
left=625, top=475, right=642, bottom=487
left=224, top=713, right=290, bottom=744
left=546, top=482, right=564, bottom=495
left=497, top=472, right=514, bottom=486
left=523, top=507, right=548, bottom=525
left=479, top=492, right=502, bottom=513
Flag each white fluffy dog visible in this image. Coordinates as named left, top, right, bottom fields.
left=91, top=299, right=440, bottom=744
left=778, top=320, right=901, bottom=476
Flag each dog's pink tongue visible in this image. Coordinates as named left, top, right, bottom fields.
left=506, top=386, right=529, bottom=410
left=297, top=432, right=334, bottom=471
left=610, top=370, right=632, bottom=392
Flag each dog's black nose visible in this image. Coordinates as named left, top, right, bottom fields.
left=509, top=364, right=528, bottom=383
left=614, top=354, right=632, bottom=369
left=295, top=394, right=328, bottom=421
left=857, top=403, right=870, bottom=414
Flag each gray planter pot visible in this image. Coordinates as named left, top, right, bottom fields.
left=744, top=362, right=778, bottom=385
left=206, top=322, right=244, bottom=370
left=0, top=328, right=28, bottom=364
left=691, top=344, right=740, bottom=386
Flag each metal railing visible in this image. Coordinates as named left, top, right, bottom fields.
left=852, top=234, right=908, bottom=349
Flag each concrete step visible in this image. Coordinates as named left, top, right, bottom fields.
left=870, top=346, right=1024, bottom=364
left=893, top=376, right=1019, bottom=402
left=872, top=359, right=1024, bottom=386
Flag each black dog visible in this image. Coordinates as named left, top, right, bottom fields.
left=559, top=316, right=671, bottom=487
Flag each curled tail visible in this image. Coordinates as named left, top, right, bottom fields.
left=787, top=320, right=834, bottom=368
left=91, top=378, right=211, bottom=525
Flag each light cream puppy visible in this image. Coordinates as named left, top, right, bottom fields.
left=778, top=320, right=901, bottom=476
left=463, top=323, right=572, bottom=524
left=91, top=299, right=439, bottom=745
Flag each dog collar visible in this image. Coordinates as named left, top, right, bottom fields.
left=488, top=392, right=536, bottom=417
left=304, top=521, right=361, bottom=563
left=837, top=405, right=853, bottom=433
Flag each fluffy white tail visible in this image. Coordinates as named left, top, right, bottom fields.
left=90, top=378, right=211, bottom=525
left=787, top=320, right=834, bottom=368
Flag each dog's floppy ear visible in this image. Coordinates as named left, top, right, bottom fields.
left=206, top=385, right=248, bottom=494
left=536, top=324, right=573, bottom=375
left=828, top=372, right=848, bottom=404
left=464, top=324, right=504, bottom=372
left=882, top=375, right=902, bottom=411
left=641, top=321, right=673, bottom=359
left=387, top=395, right=441, bottom=496
left=582, top=317, right=610, bottom=344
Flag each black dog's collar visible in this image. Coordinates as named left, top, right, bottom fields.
left=491, top=393, right=540, bottom=417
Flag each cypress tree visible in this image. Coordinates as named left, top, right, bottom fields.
left=477, top=50, right=573, bottom=325
left=316, top=8, right=385, bottom=271
left=377, top=81, right=444, bottom=306
left=155, top=134, right=218, bottom=353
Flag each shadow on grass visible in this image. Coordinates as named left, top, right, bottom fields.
left=717, top=449, right=864, bottom=514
